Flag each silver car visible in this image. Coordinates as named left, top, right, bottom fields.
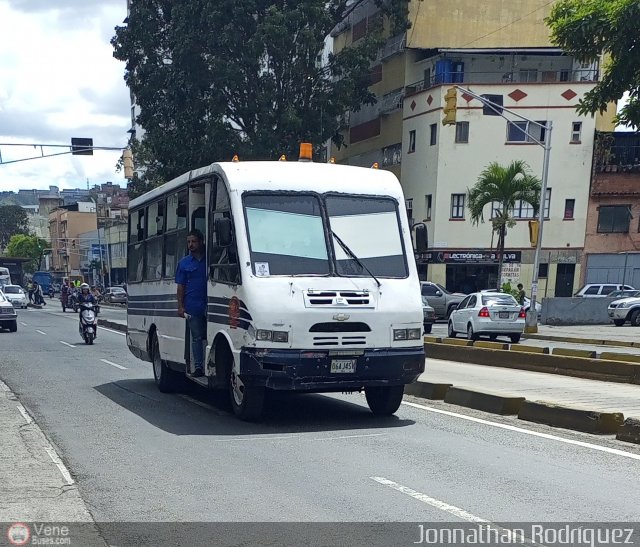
left=608, top=296, right=640, bottom=326
left=0, top=290, right=18, bottom=332
left=448, top=292, right=525, bottom=343
left=422, top=296, right=435, bottom=334
left=2, top=285, right=28, bottom=308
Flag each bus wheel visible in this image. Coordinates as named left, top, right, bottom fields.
left=152, top=333, right=180, bottom=393
left=230, top=370, right=264, bottom=421
left=365, top=385, right=404, bottom=416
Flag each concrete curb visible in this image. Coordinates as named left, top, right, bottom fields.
left=616, top=418, right=640, bottom=444
left=444, top=387, right=524, bottom=415
left=98, top=319, right=127, bottom=333
left=408, top=380, right=638, bottom=442
left=524, top=333, right=640, bottom=349
left=552, top=348, right=597, bottom=359
left=424, top=342, right=640, bottom=384
left=518, top=401, right=624, bottom=434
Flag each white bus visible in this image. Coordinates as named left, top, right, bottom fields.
left=126, top=151, right=425, bottom=420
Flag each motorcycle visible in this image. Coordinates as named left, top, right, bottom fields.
left=78, top=302, right=99, bottom=345
left=48, top=286, right=55, bottom=298
left=68, top=291, right=79, bottom=313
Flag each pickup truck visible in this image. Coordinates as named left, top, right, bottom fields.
left=420, top=282, right=466, bottom=320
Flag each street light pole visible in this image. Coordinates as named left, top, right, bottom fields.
left=525, top=121, right=553, bottom=333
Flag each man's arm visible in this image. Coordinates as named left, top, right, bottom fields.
left=177, top=284, right=185, bottom=318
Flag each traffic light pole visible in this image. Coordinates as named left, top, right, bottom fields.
left=451, top=86, right=552, bottom=332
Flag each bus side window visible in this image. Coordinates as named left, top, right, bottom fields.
left=208, top=180, right=240, bottom=285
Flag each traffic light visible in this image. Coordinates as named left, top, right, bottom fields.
left=123, top=149, right=134, bottom=179
left=528, top=220, right=539, bottom=247
left=442, top=87, right=457, bottom=126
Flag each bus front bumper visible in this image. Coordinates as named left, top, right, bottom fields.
left=239, top=347, right=425, bottom=392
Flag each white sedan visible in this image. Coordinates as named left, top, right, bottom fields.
left=2, top=285, right=28, bottom=308
left=448, top=292, right=525, bottom=343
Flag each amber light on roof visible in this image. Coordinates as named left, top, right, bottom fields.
left=298, top=143, right=313, bottom=161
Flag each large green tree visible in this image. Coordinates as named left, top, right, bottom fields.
left=112, top=0, right=409, bottom=196
left=5, top=234, right=49, bottom=274
left=467, top=161, right=541, bottom=289
left=546, top=0, right=640, bottom=129
left=0, top=205, right=30, bottom=250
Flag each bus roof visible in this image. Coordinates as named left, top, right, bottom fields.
left=129, top=161, right=404, bottom=209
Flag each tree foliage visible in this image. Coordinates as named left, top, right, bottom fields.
left=0, top=205, right=30, bottom=250
left=467, top=161, right=541, bottom=288
left=112, top=0, right=409, bottom=194
left=5, top=234, right=48, bottom=274
left=546, top=0, right=640, bottom=129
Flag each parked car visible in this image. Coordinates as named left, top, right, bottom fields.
left=608, top=295, right=640, bottom=326
left=606, top=289, right=640, bottom=299
left=574, top=283, right=635, bottom=298
left=448, top=291, right=525, bottom=343
left=1, top=285, right=28, bottom=308
left=420, top=282, right=466, bottom=319
left=0, top=290, right=18, bottom=332
left=422, top=296, right=435, bottom=334
left=104, top=287, right=128, bottom=304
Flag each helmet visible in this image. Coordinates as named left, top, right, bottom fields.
left=80, top=283, right=90, bottom=292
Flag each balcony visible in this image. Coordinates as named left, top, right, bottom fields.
left=405, top=68, right=598, bottom=96
left=594, top=133, right=640, bottom=173
left=376, top=33, right=406, bottom=63
left=379, top=89, right=404, bottom=115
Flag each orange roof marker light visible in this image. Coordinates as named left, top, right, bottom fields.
left=279, top=154, right=287, bottom=161
left=371, top=162, right=379, bottom=169
left=329, top=157, right=336, bottom=164
left=232, top=154, right=240, bottom=162
left=298, top=143, right=313, bottom=162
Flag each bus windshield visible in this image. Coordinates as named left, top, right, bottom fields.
left=243, top=193, right=407, bottom=278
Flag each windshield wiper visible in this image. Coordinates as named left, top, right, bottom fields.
left=331, top=231, right=381, bottom=287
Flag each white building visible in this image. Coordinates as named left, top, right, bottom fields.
left=401, top=48, right=612, bottom=296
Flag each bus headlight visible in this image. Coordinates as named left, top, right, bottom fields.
left=256, top=329, right=289, bottom=343
left=393, top=328, right=421, bottom=341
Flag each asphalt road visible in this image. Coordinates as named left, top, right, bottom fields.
left=2, top=307, right=640, bottom=543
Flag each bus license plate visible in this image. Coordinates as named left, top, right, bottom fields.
left=330, top=359, right=356, bottom=373
left=499, top=311, right=509, bottom=319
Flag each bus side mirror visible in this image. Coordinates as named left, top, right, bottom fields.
left=215, top=218, right=233, bottom=247
left=414, top=224, right=428, bottom=253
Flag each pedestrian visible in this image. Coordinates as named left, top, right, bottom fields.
left=175, top=229, right=207, bottom=377
left=27, top=281, right=34, bottom=303
left=516, top=283, right=526, bottom=306
left=33, top=282, right=46, bottom=306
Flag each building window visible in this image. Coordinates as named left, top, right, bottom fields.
left=455, top=121, right=469, bottom=143
left=405, top=198, right=413, bottom=224
left=544, top=188, right=551, bottom=219
left=564, top=199, right=575, bottom=219
left=538, top=263, right=549, bottom=278
left=491, top=189, right=551, bottom=219
left=570, top=122, right=582, bottom=143
left=597, top=205, right=631, bottom=233
left=451, top=194, right=465, bottom=219
left=506, top=120, right=547, bottom=143
left=425, top=194, right=432, bottom=221
left=519, top=69, right=538, bottom=83
left=408, top=130, right=416, bottom=153
left=430, top=124, right=437, bottom=146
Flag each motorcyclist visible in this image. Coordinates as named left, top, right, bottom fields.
left=77, top=283, right=96, bottom=305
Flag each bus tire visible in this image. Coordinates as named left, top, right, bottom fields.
left=230, top=369, right=265, bottom=421
left=152, top=332, right=180, bottom=393
left=365, top=385, right=404, bottom=416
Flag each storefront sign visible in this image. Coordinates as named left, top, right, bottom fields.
left=415, top=250, right=522, bottom=264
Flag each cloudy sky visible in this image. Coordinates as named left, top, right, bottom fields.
left=0, top=0, right=130, bottom=192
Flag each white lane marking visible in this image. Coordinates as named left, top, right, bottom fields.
left=100, top=358, right=127, bottom=370
left=371, top=477, right=545, bottom=546
left=17, top=404, right=33, bottom=424
left=20, top=321, right=28, bottom=326
left=45, top=446, right=74, bottom=485
left=402, top=400, right=640, bottom=461
left=309, top=433, right=386, bottom=441
left=59, top=341, right=76, bottom=348
left=371, top=476, right=486, bottom=522
left=98, top=326, right=126, bottom=336
left=36, top=330, right=47, bottom=335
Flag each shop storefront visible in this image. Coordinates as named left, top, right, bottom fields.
left=415, top=250, right=522, bottom=293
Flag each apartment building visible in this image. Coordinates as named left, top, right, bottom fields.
left=48, top=204, right=98, bottom=277
left=332, top=0, right=615, bottom=296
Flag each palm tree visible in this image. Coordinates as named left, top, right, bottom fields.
left=467, top=161, right=541, bottom=290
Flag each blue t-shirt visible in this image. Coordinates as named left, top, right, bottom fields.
left=175, top=253, right=207, bottom=316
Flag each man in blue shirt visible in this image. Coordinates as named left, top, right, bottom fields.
left=176, top=229, right=207, bottom=377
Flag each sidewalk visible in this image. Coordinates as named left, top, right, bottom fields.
left=526, top=324, right=640, bottom=347
left=0, top=380, right=106, bottom=543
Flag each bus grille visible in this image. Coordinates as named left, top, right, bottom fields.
left=312, top=335, right=367, bottom=346
left=304, top=290, right=372, bottom=307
